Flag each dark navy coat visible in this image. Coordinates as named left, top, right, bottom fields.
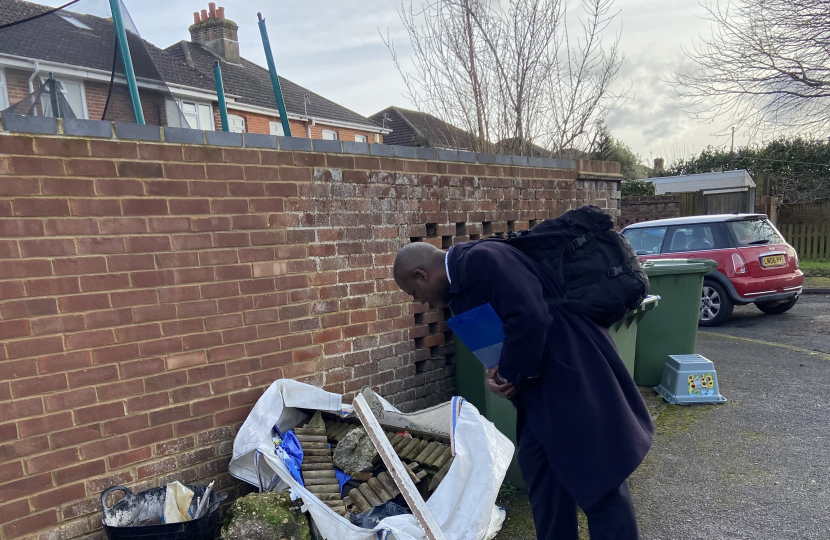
left=448, top=241, right=653, bottom=509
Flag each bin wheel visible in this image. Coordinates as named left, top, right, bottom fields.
left=756, top=296, right=798, bottom=315
left=699, top=279, right=733, bottom=327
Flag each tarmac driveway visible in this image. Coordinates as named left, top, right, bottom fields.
left=631, top=294, right=830, bottom=540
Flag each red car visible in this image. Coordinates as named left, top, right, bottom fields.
left=621, top=214, right=804, bottom=326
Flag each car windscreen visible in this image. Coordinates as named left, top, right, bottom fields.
left=727, top=219, right=783, bottom=247
left=622, top=227, right=667, bottom=255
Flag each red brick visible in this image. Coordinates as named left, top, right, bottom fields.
left=97, top=379, right=145, bottom=401
left=54, top=460, right=105, bottom=485
left=164, top=163, right=206, bottom=180
left=169, top=198, right=210, bottom=215
left=44, top=388, right=97, bottom=413
left=157, top=252, right=200, bottom=268
left=126, top=391, right=169, bottom=413
left=0, top=473, right=51, bottom=505
left=222, top=326, right=257, bottom=344
left=23, top=277, right=79, bottom=298
left=162, top=318, right=205, bottom=336
left=42, top=177, right=95, bottom=196
left=121, top=357, right=165, bottom=381
left=59, top=293, right=111, bottom=313
left=128, top=424, right=174, bottom=447
left=130, top=269, right=175, bottom=288
left=118, top=161, right=163, bottom=178
left=45, top=217, right=99, bottom=235
left=66, top=159, right=116, bottom=177
left=146, top=180, right=190, bottom=196
left=35, top=137, right=89, bottom=156
left=18, top=238, right=74, bottom=258
left=149, top=216, right=191, bottom=233
left=84, top=308, right=133, bottom=329
left=172, top=233, right=212, bottom=250
left=0, top=461, right=23, bottom=482
left=0, top=177, right=39, bottom=196
left=173, top=267, right=214, bottom=284
left=53, top=256, right=107, bottom=275
left=1, top=359, right=37, bottom=379
left=70, top=197, right=122, bottom=216
left=79, top=435, right=130, bottom=460
left=216, top=406, right=251, bottom=425
left=137, top=457, right=177, bottom=479
left=110, top=288, right=157, bottom=307
left=18, top=412, right=73, bottom=438
left=25, top=447, right=78, bottom=474
left=8, top=155, right=64, bottom=176
left=75, top=402, right=124, bottom=425
left=2, top=509, right=57, bottom=538
left=122, top=198, right=168, bottom=215
left=36, top=350, right=89, bottom=374
left=133, top=303, right=177, bottom=323
left=126, top=235, right=171, bottom=253
left=0, top=259, right=52, bottom=278
left=139, top=337, right=182, bottom=357
left=0, top=500, right=30, bottom=526
left=115, top=323, right=161, bottom=344
left=0, top=219, right=43, bottom=236
left=96, top=178, right=143, bottom=195
left=0, top=423, right=17, bottom=442
left=65, top=329, right=116, bottom=350
left=149, top=404, right=190, bottom=426
left=108, top=446, right=152, bottom=469
left=170, top=383, right=211, bottom=403
left=102, top=412, right=149, bottom=436
left=0, top=435, right=48, bottom=461
left=175, top=416, right=214, bottom=437
left=0, top=320, right=30, bottom=340
left=80, top=272, right=131, bottom=292
left=166, top=350, right=206, bottom=370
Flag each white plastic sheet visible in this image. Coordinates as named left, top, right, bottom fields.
left=229, top=380, right=514, bottom=540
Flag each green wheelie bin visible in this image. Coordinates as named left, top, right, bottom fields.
left=633, top=259, right=718, bottom=386
left=608, top=295, right=660, bottom=377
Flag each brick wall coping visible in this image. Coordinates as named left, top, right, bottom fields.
left=0, top=113, right=582, bottom=171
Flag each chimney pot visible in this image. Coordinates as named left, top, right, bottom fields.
left=209, top=2, right=217, bottom=18
left=190, top=3, right=240, bottom=64
left=217, top=6, right=225, bottom=19
left=193, top=11, right=200, bottom=24
left=200, top=9, right=207, bottom=21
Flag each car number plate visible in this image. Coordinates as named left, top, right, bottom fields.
left=761, top=254, right=786, bottom=267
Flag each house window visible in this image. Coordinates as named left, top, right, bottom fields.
left=355, top=134, right=367, bottom=143
left=174, top=100, right=214, bottom=130
left=228, top=114, right=245, bottom=133
left=40, top=77, right=87, bottom=119
left=269, top=121, right=285, bottom=136
left=321, top=129, right=338, bottom=140
left=0, top=69, right=8, bottom=110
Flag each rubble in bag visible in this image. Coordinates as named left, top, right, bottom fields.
left=296, top=412, right=346, bottom=516
left=332, top=427, right=378, bottom=475
left=221, top=492, right=310, bottom=540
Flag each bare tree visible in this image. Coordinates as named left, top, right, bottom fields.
left=670, top=0, right=830, bottom=139
left=383, top=0, right=626, bottom=157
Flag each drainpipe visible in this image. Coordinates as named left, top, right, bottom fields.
left=27, top=60, right=40, bottom=115
left=307, top=117, right=314, bottom=139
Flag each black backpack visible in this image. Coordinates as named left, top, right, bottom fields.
left=461, top=205, right=649, bottom=327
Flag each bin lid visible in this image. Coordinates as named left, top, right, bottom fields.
left=642, top=258, right=718, bottom=276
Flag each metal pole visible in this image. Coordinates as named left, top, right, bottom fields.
left=213, top=61, right=229, bottom=132
left=257, top=12, right=292, bottom=137
left=47, top=73, right=60, bottom=119
left=108, top=0, right=145, bottom=125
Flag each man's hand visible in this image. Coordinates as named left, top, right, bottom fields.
left=485, top=367, right=517, bottom=399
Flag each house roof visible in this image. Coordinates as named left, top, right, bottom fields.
left=0, top=0, right=383, bottom=131
left=0, top=0, right=215, bottom=91
left=166, top=41, right=382, bottom=131
left=370, top=106, right=478, bottom=150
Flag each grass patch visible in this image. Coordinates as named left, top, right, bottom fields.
left=799, top=259, right=830, bottom=278
left=493, top=483, right=590, bottom=540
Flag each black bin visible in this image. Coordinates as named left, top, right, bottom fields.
left=101, top=484, right=225, bottom=540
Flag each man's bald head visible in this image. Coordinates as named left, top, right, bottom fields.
left=393, top=242, right=450, bottom=308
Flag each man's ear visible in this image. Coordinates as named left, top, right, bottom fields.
left=414, top=269, right=428, bottom=282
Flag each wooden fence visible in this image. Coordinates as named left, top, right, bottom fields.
left=780, top=223, right=829, bottom=260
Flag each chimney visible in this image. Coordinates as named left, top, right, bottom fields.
left=653, top=157, right=664, bottom=170
left=189, top=4, right=240, bottom=64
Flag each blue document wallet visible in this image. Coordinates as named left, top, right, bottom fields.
left=446, top=303, right=505, bottom=369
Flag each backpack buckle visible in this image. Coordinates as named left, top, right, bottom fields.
left=607, top=266, right=625, bottom=278
left=570, top=235, right=588, bottom=250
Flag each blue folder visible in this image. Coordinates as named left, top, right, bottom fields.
left=446, top=303, right=505, bottom=369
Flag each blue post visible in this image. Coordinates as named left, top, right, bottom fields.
left=257, top=12, right=292, bottom=137
left=108, top=0, right=145, bottom=124
left=213, top=61, right=229, bottom=132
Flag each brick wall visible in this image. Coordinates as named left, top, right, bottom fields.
left=223, top=109, right=380, bottom=143
left=0, top=128, right=619, bottom=540
left=779, top=201, right=830, bottom=224
left=618, top=194, right=681, bottom=229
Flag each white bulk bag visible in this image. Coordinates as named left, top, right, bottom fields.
left=228, top=380, right=514, bottom=540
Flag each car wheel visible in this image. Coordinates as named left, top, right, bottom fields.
left=756, top=297, right=799, bottom=315
left=699, top=279, right=734, bottom=327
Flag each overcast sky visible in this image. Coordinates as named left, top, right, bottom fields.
left=55, top=0, right=747, bottom=165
